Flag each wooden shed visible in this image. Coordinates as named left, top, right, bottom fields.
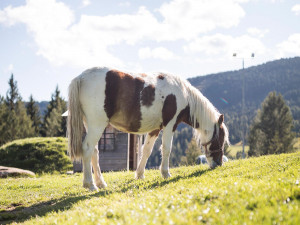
left=72, top=125, right=143, bottom=172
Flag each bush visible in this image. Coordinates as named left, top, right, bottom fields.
left=0, top=137, right=72, bottom=173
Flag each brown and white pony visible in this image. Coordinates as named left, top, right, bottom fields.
left=67, top=67, right=229, bottom=191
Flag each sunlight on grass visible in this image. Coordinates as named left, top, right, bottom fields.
left=227, top=144, right=249, bottom=158
left=0, top=152, right=299, bottom=224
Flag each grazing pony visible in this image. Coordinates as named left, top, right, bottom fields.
left=67, top=67, right=229, bottom=191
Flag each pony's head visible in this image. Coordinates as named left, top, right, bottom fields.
left=195, top=114, right=229, bottom=169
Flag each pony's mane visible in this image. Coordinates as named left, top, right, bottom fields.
left=169, top=74, right=229, bottom=146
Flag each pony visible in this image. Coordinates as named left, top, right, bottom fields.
left=67, top=67, right=229, bottom=191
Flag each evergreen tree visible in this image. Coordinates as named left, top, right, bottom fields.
left=248, top=92, right=295, bottom=156
left=6, top=74, right=19, bottom=110
left=180, top=139, right=202, bottom=165
left=0, top=96, right=9, bottom=146
left=0, top=75, right=34, bottom=145
left=42, top=86, right=67, bottom=137
left=26, top=95, right=42, bottom=136
left=14, top=100, right=35, bottom=138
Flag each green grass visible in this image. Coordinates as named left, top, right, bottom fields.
left=294, top=137, right=300, bottom=151
left=0, top=152, right=299, bottom=224
left=227, top=144, right=249, bottom=158
left=227, top=137, right=300, bottom=159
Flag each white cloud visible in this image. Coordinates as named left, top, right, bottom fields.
left=157, top=0, right=245, bottom=41
left=0, top=0, right=74, bottom=29
left=7, top=64, right=14, bottom=72
left=277, top=33, right=300, bottom=57
left=184, top=34, right=266, bottom=57
left=247, top=27, right=269, bottom=38
left=118, top=1, right=131, bottom=7
left=139, top=47, right=179, bottom=60
left=0, top=0, right=248, bottom=68
left=4, top=64, right=14, bottom=74
left=82, top=0, right=91, bottom=7
left=292, top=4, right=300, bottom=15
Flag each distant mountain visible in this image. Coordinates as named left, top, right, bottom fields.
left=188, top=57, right=300, bottom=143
left=38, top=101, right=49, bottom=117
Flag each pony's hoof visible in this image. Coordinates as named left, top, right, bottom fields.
left=135, top=172, right=145, bottom=180
left=96, top=181, right=107, bottom=189
left=161, top=170, right=171, bottom=179
left=83, top=183, right=99, bottom=191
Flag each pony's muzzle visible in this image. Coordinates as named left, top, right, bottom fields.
left=210, top=159, right=223, bottom=169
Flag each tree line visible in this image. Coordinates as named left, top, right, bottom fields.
left=0, top=74, right=67, bottom=146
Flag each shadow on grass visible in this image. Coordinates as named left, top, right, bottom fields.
left=0, top=168, right=209, bottom=224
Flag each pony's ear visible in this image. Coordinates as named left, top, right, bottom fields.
left=218, top=114, right=224, bottom=126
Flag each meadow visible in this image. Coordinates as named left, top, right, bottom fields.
left=0, top=152, right=299, bottom=225
left=226, top=137, right=300, bottom=159
left=227, top=143, right=249, bottom=158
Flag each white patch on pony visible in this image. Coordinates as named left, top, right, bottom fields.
left=205, top=155, right=214, bottom=168
left=206, top=155, right=218, bottom=169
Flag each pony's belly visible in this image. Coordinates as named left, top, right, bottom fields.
left=109, top=114, right=161, bottom=134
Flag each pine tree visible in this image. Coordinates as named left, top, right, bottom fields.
left=6, top=74, right=19, bottom=110
left=0, top=75, right=34, bottom=145
left=248, top=92, right=295, bottom=156
left=181, top=139, right=202, bottom=165
left=14, top=100, right=35, bottom=138
left=26, top=95, right=42, bottom=136
left=0, top=96, right=9, bottom=146
left=42, top=86, right=67, bottom=137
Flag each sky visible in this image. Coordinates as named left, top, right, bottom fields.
left=0, top=0, right=299, bottom=101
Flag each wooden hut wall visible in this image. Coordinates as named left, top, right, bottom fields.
left=98, top=132, right=128, bottom=171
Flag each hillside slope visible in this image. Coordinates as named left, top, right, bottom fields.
left=188, top=57, right=300, bottom=143
left=1, top=152, right=299, bottom=224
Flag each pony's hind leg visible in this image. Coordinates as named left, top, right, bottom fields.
left=135, top=131, right=159, bottom=179
left=160, top=126, right=174, bottom=178
left=82, top=123, right=107, bottom=191
left=91, top=147, right=107, bottom=188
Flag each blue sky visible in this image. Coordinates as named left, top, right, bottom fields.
left=0, top=0, right=299, bottom=101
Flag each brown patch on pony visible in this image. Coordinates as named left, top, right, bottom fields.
left=149, top=129, right=161, bottom=137
left=140, top=73, right=147, bottom=77
left=218, top=114, right=224, bottom=126
left=141, top=84, right=155, bottom=107
left=172, top=105, right=200, bottom=131
left=209, top=117, right=225, bottom=165
left=104, top=70, right=145, bottom=132
left=157, top=74, right=165, bottom=80
left=172, top=105, right=191, bottom=131
left=162, top=94, right=177, bottom=127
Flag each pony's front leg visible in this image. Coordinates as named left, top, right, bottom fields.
left=160, top=127, right=174, bottom=179
left=135, top=132, right=159, bottom=179
left=91, top=148, right=107, bottom=188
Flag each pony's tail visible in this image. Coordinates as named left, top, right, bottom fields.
left=67, top=77, right=83, bottom=161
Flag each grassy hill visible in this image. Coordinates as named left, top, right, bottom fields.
left=1, top=152, right=299, bottom=224
left=0, top=137, right=72, bottom=174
